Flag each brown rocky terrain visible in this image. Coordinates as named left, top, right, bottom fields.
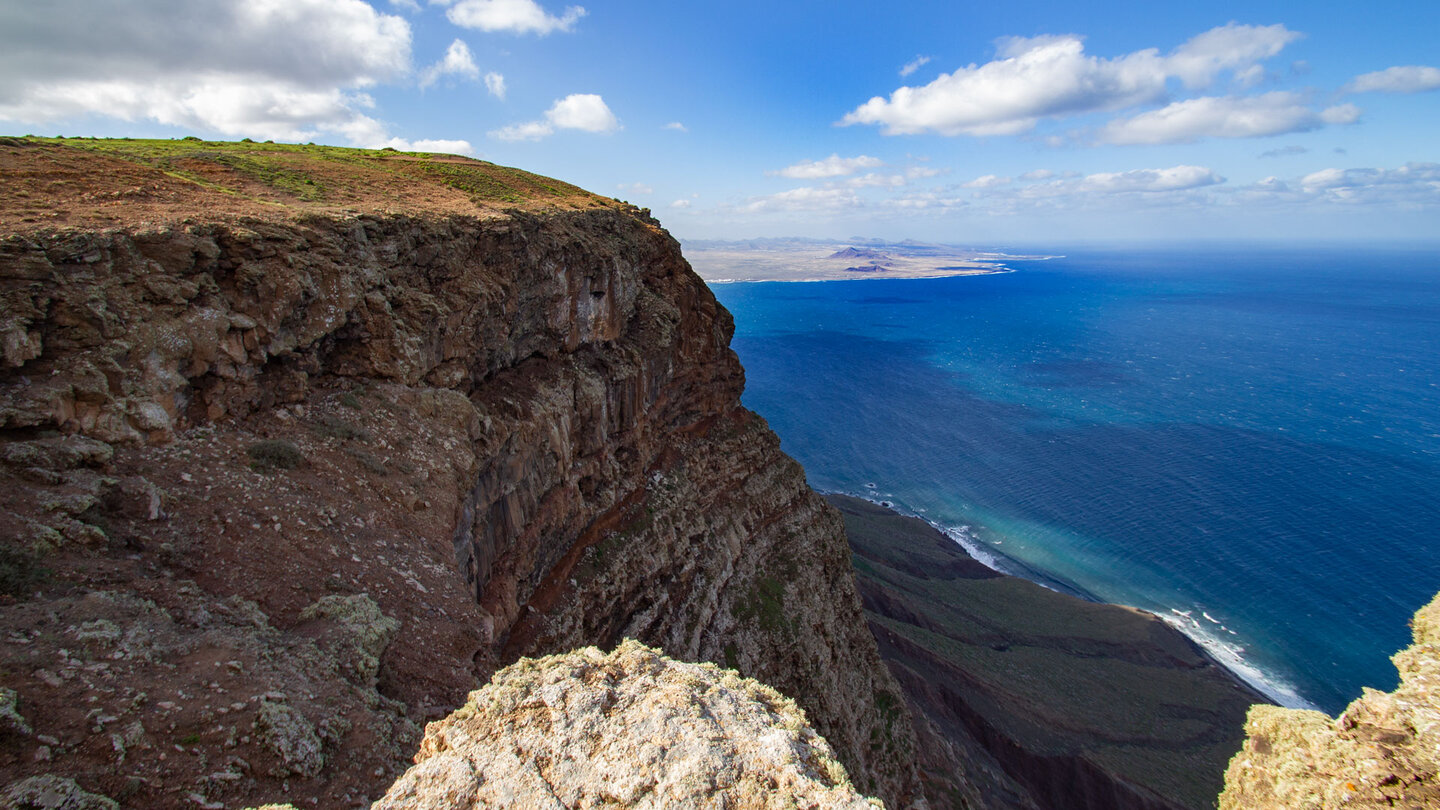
left=1220, top=592, right=1440, bottom=809
left=0, top=137, right=920, bottom=808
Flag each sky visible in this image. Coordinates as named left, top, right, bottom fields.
left=2, top=0, right=1438, bottom=245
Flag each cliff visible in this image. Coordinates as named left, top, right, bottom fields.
left=1219, top=592, right=1440, bottom=809
left=0, top=138, right=920, bottom=808
left=832, top=496, right=1263, bottom=810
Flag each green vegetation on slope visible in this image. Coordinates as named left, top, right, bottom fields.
left=0, top=136, right=616, bottom=228
left=834, top=494, right=1262, bottom=810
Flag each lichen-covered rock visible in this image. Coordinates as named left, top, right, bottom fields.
left=298, top=593, right=399, bottom=687
left=1220, top=592, right=1440, bottom=809
left=254, top=701, right=324, bottom=779
left=376, top=640, right=882, bottom=809
left=0, top=689, right=29, bottom=737
left=0, top=775, right=118, bottom=810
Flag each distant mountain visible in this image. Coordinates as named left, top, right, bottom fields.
left=829, top=246, right=890, bottom=260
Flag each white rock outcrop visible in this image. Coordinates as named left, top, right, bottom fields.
left=374, top=640, right=883, bottom=809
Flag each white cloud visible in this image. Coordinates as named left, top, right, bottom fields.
left=435, top=0, right=585, bottom=35
left=906, top=166, right=945, bottom=179
left=663, top=121, right=688, bottom=132
left=617, top=182, right=653, bottom=195
left=1077, top=165, right=1224, bottom=193
left=742, top=186, right=863, bottom=213
left=0, top=0, right=424, bottom=145
left=1346, top=66, right=1440, bottom=94
left=489, top=93, right=619, bottom=141
left=484, top=72, right=506, bottom=99
left=1233, top=163, right=1440, bottom=208
left=390, top=0, right=422, bottom=10
left=1020, top=169, right=1056, bottom=181
left=380, top=136, right=476, bottom=155
left=671, top=199, right=692, bottom=208
left=883, top=190, right=967, bottom=210
left=1164, top=22, right=1301, bottom=89
left=900, top=55, right=932, bottom=77
left=489, top=120, right=554, bottom=142
left=841, top=23, right=1300, bottom=137
left=420, top=39, right=480, bottom=88
left=770, top=154, right=883, bottom=179
left=963, top=174, right=1011, bottom=189
left=547, top=93, right=619, bottom=132
left=843, top=173, right=907, bottom=189
left=1099, top=93, right=1360, bottom=145
left=1259, top=144, right=1308, bottom=158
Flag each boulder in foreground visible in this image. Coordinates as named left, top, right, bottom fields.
left=1220, top=593, right=1440, bottom=808
left=375, top=640, right=882, bottom=809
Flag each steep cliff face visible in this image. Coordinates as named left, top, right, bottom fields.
left=0, top=139, right=920, bottom=808
left=1219, top=592, right=1440, bottom=809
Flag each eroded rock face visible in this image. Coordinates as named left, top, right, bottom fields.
left=376, top=640, right=882, bottom=809
left=1, top=199, right=919, bottom=805
left=1219, top=593, right=1440, bottom=809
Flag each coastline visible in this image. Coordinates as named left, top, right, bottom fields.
left=684, top=240, right=1057, bottom=283
left=829, top=486, right=1308, bottom=711
left=834, top=492, right=1264, bottom=810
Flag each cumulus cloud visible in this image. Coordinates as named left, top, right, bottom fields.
left=1163, top=22, right=1301, bottom=89
left=617, top=182, right=653, bottom=195
left=1233, top=163, right=1440, bottom=208
left=435, top=0, right=585, bottom=35
left=420, top=39, right=480, bottom=88
left=1259, top=144, right=1309, bottom=158
left=484, top=72, right=506, bottom=99
left=1077, top=165, right=1224, bottom=193
left=671, top=199, right=692, bottom=208
left=1345, top=66, right=1440, bottom=94
left=841, top=23, right=1300, bottom=137
left=963, top=174, right=1012, bottom=189
left=663, top=121, right=688, bottom=132
left=900, top=55, right=932, bottom=77
left=489, top=93, right=619, bottom=141
left=843, top=173, right=908, bottom=189
left=379, top=136, right=476, bottom=154
left=742, top=186, right=862, bottom=213
left=770, top=154, right=883, bottom=179
left=0, top=0, right=479, bottom=149
left=1099, top=93, right=1360, bottom=144
left=1020, top=169, right=1057, bottom=180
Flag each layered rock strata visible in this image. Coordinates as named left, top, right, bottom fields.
left=0, top=139, right=920, bottom=808
left=375, top=640, right=881, bottom=809
left=1219, top=592, right=1440, bottom=809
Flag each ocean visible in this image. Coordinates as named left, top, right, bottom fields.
left=709, top=245, right=1440, bottom=714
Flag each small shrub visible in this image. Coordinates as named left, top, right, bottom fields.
left=0, top=547, right=50, bottom=599
left=338, top=392, right=362, bottom=410
left=313, top=416, right=369, bottom=442
left=247, top=439, right=304, bottom=471
left=346, top=448, right=389, bottom=476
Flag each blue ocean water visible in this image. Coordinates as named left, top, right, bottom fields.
left=710, top=245, right=1440, bottom=714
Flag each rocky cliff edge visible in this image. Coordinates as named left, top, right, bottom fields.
left=0, top=138, right=921, bottom=807
left=1220, top=592, right=1440, bottom=809
left=375, top=640, right=881, bottom=809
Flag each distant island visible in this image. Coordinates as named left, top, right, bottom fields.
left=685, top=238, right=1008, bottom=282
left=683, top=237, right=1052, bottom=283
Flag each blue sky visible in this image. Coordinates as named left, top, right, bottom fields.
left=2, top=0, right=1437, bottom=244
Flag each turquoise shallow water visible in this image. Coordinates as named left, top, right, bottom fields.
left=710, top=245, right=1440, bottom=713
